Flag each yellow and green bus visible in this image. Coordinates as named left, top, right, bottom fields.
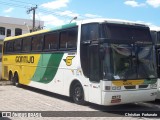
left=2, top=19, right=158, bottom=105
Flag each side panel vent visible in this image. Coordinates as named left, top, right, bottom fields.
left=4, top=66, right=8, bottom=78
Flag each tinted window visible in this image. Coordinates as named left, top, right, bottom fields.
left=22, top=37, right=31, bottom=52
left=157, top=32, right=160, bottom=44
left=32, top=35, right=43, bottom=51
left=101, top=24, right=151, bottom=43
left=0, top=27, right=5, bottom=35
left=80, top=24, right=99, bottom=78
left=14, top=39, right=22, bottom=52
left=60, top=27, right=78, bottom=49
left=89, top=45, right=100, bottom=82
left=44, top=32, right=58, bottom=50
left=15, top=28, right=22, bottom=36
left=6, top=29, right=11, bottom=37
left=81, top=23, right=99, bottom=42
left=5, top=41, right=13, bottom=53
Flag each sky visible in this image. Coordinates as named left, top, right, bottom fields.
left=0, top=0, right=160, bottom=29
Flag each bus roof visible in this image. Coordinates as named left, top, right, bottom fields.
left=4, top=22, right=77, bottom=41
left=4, top=18, right=149, bottom=41
left=80, top=18, right=149, bottom=27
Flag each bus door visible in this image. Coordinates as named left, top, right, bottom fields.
left=88, top=44, right=101, bottom=104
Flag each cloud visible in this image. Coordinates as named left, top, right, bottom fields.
left=40, top=0, right=69, bottom=10
left=146, top=0, right=160, bottom=8
left=36, top=13, right=66, bottom=27
left=4, top=7, right=14, bottom=13
left=56, top=10, right=79, bottom=17
left=135, top=20, right=160, bottom=30
left=84, top=14, right=102, bottom=18
left=124, top=0, right=146, bottom=7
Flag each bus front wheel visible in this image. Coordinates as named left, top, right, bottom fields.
left=72, top=82, right=85, bottom=105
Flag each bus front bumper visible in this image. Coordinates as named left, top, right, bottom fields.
left=101, top=89, right=157, bottom=106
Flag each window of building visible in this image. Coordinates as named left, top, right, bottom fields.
left=22, top=37, right=31, bottom=52
left=31, top=35, right=43, bottom=51
left=14, top=39, right=22, bottom=52
left=44, top=32, right=58, bottom=50
left=6, top=29, right=11, bottom=37
left=15, top=28, right=22, bottom=36
left=0, top=27, right=5, bottom=35
left=60, top=27, right=78, bottom=49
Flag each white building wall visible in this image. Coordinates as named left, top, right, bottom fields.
left=0, top=16, right=44, bottom=40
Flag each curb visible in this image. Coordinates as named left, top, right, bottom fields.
left=0, top=80, right=12, bottom=86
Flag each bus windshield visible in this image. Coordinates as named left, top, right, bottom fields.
left=101, top=23, right=157, bottom=80
left=103, top=44, right=157, bottom=80
left=100, top=23, right=152, bottom=44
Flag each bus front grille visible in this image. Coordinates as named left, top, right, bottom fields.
left=124, top=86, right=136, bottom=89
left=139, top=85, right=148, bottom=89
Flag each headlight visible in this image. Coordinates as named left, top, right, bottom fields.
left=112, top=86, right=121, bottom=90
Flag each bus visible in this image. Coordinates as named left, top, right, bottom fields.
left=2, top=19, right=158, bottom=106
left=150, top=28, right=160, bottom=99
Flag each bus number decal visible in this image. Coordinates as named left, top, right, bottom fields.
left=15, top=56, right=34, bottom=63
left=64, top=56, right=75, bottom=66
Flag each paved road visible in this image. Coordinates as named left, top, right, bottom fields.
left=0, top=84, right=160, bottom=120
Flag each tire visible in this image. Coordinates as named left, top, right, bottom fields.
left=13, top=73, right=20, bottom=87
left=72, top=82, right=85, bottom=105
left=9, top=72, right=14, bottom=85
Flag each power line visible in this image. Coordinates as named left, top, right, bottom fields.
left=0, top=1, right=87, bottom=21
left=6, top=0, right=37, bottom=6
left=0, top=1, right=27, bottom=8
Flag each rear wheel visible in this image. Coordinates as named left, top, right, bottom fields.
left=9, top=72, right=14, bottom=85
left=13, top=73, right=20, bottom=87
left=72, top=82, right=85, bottom=105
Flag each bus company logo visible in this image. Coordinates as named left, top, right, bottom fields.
left=15, top=56, right=34, bottom=63
left=63, top=56, right=75, bottom=66
left=123, top=81, right=132, bottom=86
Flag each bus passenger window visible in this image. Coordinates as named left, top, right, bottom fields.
left=14, top=39, right=22, bottom=52
left=44, top=32, right=58, bottom=50
left=22, top=37, right=31, bottom=52
left=68, top=28, right=77, bottom=48
left=6, top=41, right=13, bottom=53
left=81, top=24, right=98, bottom=42
left=32, top=35, right=43, bottom=51
left=60, top=27, right=78, bottom=49
left=60, top=31, right=68, bottom=49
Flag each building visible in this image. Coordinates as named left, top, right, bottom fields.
left=0, top=16, right=44, bottom=41
left=0, top=16, right=44, bottom=61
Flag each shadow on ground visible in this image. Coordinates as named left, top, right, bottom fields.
left=18, top=85, right=160, bottom=118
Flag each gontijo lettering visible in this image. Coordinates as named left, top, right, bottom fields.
left=15, top=56, right=34, bottom=63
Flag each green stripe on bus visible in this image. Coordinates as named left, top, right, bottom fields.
left=31, top=53, right=64, bottom=83
left=143, top=79, right=157, bottom=84
left=50, top=23, right=77, bottom=31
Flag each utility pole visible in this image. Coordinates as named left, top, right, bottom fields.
left=27, top=5, right=38, bottom=32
